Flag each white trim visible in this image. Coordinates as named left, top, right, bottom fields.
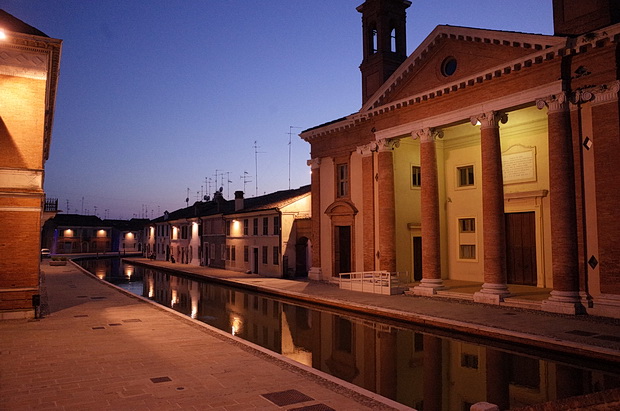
left=0, top=168, right=44, bottom=190
left=0, top=206, right=41, bottom=212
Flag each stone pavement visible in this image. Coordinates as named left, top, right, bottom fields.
left=127, top=258, right=620, bottom=365
left=0, top=260, right=407, bottom=411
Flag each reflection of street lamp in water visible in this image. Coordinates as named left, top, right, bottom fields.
left=124, top=266, right=133, bottom=279
left=231, top=316, right=242, bottom=336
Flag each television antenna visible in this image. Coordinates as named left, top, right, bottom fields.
left=240, top=171, right=252, bottom=193
left=288, top=126, right=303, bottom=189
left=253, top=141, right=265, bottom=197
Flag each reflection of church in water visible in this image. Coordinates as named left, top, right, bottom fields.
left=143, top=269, right=618, bottom=409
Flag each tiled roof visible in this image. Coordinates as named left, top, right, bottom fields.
left=227, top=185, right=311, bottom=215
left=50, top=214, right=105, bottom=227
left=150, top=198, right=234, bottom=223
left=0, top=9, right=48, bottom=37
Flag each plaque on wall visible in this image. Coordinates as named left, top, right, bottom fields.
left=502, top=145, right=537, bottom=184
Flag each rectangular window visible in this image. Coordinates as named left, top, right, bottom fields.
left=457, top=165, right=475, bottom=187
left=337, top=163, right=349, bottom=197
left=253, top=218, right=259, bottom=236
left=459, top=218, right=475, bottom=233
left=243, top=219, right=249, bottom=235
left=461, top=353, right=479, bottom=369
left=226, top=245, right=231, bottom=261
left=411, top=165, right=421, bottom=187
left=273, top=246, right=279, bottom=265
left=244, top=245, right=249, bottom=262
left=211, top=243, right=215, bottom=260
left=273, top=216, right=280, bottom=235
left=220, top=244, right=225, bottom=260
left=226, top=220, right=231, bottom=236
left=263, top=217, right=269, bottom=235
left=262, top=245, right=268, bottom=264
left=231, top=245, right=236, bottom=261
left=459, top=244, right=476, bottom=259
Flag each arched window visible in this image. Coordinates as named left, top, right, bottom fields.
left=369, top=25, right=378, bottom=54
left=390, top=27, right=396, bottom=52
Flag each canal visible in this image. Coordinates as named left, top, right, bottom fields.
left=78, top=257, right=620, bottom=410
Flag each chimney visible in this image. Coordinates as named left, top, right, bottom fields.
left=234, top=191, right=244, bottom=211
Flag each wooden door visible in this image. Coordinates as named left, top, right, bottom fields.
left=505, top=212, right=537, bottom=286
left=413, top=237, right=422, bottom=281
left=334, top=226, right=351, bottom=275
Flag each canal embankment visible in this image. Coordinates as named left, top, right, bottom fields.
left=125, top=257, right=620, bottom=366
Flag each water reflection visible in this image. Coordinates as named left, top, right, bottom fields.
left=79, top=258, right=620, bottom=410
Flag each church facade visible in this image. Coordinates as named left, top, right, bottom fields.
left=300, top=0, right=620, bottom=317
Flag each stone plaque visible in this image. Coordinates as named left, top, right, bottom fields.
left=502, top=146, right=536, bottom=184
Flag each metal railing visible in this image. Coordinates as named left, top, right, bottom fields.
left=338, top=271, right=408, bottom=295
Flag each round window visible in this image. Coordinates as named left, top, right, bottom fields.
left=441, top=57, right=457, bottom=77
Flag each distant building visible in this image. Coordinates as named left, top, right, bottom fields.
left=41, top=214, right=148, bottom=255
left=300, top=0, right=620, bottom=317
left=0, top=10, right=62, bottom=319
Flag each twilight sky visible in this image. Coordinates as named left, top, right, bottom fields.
left=3, top=1, right=553, bottom=219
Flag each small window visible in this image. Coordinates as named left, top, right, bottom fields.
left=244, top=245, right=249, bottom=262
left=243, top=219, right=248, bottom=236
left=262, top=245, right=268, bottom=264
left=337, top=163, right=349, bottom=197
left=370, top=27, right=378, bottom=54
left=457, top=165, right=475, bottom=187
left=253, top=218, right=259, bottom=236
left=273, top=246, right=279, bottom=265
left=441, top=56, right=457, bottom=77
left=459, top=245, right=476, bottom=260
left=459, top=218, right=475, bottom=233
left=225, top=220, right=231, bottom=236
left=461, top=353, right=479, bottom=369
left=262, top=217, right=268, bottom=236
left=273, top=216, right=280, bottom=235
left=226, top=245, right=230, bottom=261
left=390, top=27, right=396, bottom=52
left=411, top=165, right=421, bottom=187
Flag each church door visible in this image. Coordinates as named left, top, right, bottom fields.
left=505, top=212, right=537, bottom=286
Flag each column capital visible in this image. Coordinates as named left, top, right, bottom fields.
left=356, top=142, right=378, bottom=157
left=376, top=138, right=400, bottom=152
left=591, top=80, right=620, bottom=105
left=536, top=92, right=568, bottom=113
left=470, top=111, right=508, bottom=129
left=412, top=128, right=444, bottom=143
left=307, top=158, right=321, bottom=169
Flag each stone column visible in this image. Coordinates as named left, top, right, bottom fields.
left=413, top=128, right=444, bottom=295
left=358, top=143, right=377, bottom=271
left=377, top=139, right=398, bottom=273
left=307, top=158, right=322, bottom=281
left=472, top=111, right=511, bottom=303
left=536, top=93, right=583, bottom=314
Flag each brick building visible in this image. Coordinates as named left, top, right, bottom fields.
left=300, top=0, right=620, bottom=317
left=0, top=11, right=62, bottom=319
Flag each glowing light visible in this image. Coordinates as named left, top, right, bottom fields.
left=0, top=29, right=6, bottom=40
left=124, top=266, right=134, bottom=278
left=231, top=316, right=242, bottom=336
left=171, top=289, right=178, bottom=307
left=64, top=229, right=73, bottom=237
left=97, top=229, right=107, bottom=237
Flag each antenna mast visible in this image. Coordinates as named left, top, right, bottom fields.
left=288, top=126, right=303, bottom=189
left=253, top=141, right=265, bottom=197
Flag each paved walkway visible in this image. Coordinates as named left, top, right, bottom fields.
left=127, top=258, right=620, bottom=365
left=2, top=258, right=619, bottom=410
left=0, top=260, right=407, bottom=410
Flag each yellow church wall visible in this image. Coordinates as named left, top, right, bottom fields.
left=393, top=138, right=421, bottom=281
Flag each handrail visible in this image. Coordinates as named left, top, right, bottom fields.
left=338, top=271, right=407, bottom=295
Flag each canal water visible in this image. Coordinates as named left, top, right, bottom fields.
left=78, top=257, right=620, bottom=410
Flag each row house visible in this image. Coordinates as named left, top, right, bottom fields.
left=225, top=186, right=311, bottom=278
left=145, top=186, right=311, bottom=278
left=300, top=0, right=620, bottom=318
left=0, top=10, right=62, bottom=318
left=41, top=214, right=147, bottom=255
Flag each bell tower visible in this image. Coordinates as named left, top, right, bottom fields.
left=553, top=0, right=620, bottom=36
left=357, top=0, right=411, bottom=105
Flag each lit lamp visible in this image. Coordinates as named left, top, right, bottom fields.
left=0, top=29, right=6, bottom=40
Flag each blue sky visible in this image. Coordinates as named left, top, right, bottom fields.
left=2, top=1, right=553, bottom=219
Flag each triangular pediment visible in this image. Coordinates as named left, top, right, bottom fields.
left=362, top=25, right=566, bottom=111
